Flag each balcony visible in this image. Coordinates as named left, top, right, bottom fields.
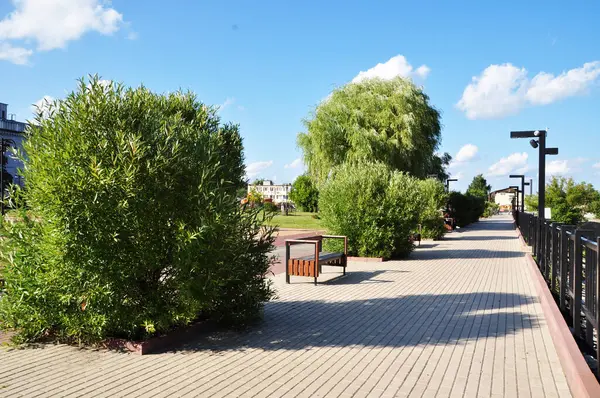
left=0, top=119, right=27, bottom=133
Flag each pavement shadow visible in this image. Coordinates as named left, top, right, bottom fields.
left=159, top=291, right=537, bottom=354
left=410, top=249, right=524, bottom=260
left=450, top=235, right=517, bottom=241
left=317, top=270, right=409, bottom=285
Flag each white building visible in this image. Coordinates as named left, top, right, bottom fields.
left=249, top=180, right=292, bottom=203
left=489, top=188, right=518, bottom=212
left=0, top=103, right=26, bottom=187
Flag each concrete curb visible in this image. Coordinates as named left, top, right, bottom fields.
left=515, top=228, right=600, bottom=398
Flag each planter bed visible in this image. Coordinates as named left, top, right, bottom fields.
left=102, top=318, right=216, bottom=355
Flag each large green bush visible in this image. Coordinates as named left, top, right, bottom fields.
left=318, top=162, right=420, bottom=259
left=416, top=179, right=447, bottom=239
left=0, top=77, right=275, bottom=343
left=482, top=201, right=499, bottom=218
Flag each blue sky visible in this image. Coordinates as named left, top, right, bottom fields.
left=1, top=0, right=600, bottom=192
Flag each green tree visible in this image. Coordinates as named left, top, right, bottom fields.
left=0, top=76, right=275, bottom=343
left=298, top=77, right=445, bottom=184
left=289, top=175, right=319, bottom=212
left=252, top=178, right=264, bottom=185
left=247, top=188, right=263, bottom=205
left=545, top=176, right=600, bottom=224
left=466, top=174, right=491, bottom=199
left=524, top=194, right=538, bottom=212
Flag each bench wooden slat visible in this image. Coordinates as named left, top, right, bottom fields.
left=295, top=252, right=344, bottom=264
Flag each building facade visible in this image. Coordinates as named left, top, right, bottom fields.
left=0, top=103, right=26, bottom=187
left=248, top=180, right=292, bottom=203
left=489, top=188, right=517, bottom=212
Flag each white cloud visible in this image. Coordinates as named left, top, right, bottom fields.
left=284, top=158, right=303, bottom=169
left=487, top=152, right=529, bottom=177
left=526, top=62, right=600, bottom=105
left=31, top=95, right=55, bottom=118
left=457, top=64, right=528, bottom=119
left=0, top=0, right=124, bottom=64
left=593, top=162, right=600, bottom=169
left=545, top=158, right=586, bottom=177
left=457, top=61, right=600, bottom=119
left=448, top=144, right=479, bottom=169
left=352, top=55, right=430, bottom=83
left=455, top=144, right=479, bottom=163
left=0, top=42, right=32, bottom=64
left=246, top=161, right=273, bottom=178
left=546, top=160, right=570, bottom=176
left=219, top=97, right=235, bottom=111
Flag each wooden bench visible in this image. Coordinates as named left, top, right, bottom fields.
left=285, top=235, right=348, bottom=285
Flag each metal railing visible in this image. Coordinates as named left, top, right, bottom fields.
left=516, top=211, right=599, bottom=375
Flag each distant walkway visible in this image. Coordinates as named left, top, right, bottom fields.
left=1, top=215, right=571, bottom=397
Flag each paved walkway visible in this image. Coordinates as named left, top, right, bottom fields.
left=0, top=215, right=571, bottom=397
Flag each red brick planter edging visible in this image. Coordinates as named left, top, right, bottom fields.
left=515, top=228, right=600, bottom=398
left=347, top=256, right=385, bottom=262
left=102, top=319, right=216, bottom=355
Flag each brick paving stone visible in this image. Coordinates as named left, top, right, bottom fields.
left=0, top=215, right=573, bottom=397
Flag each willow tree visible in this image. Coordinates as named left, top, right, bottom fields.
left=298, top=77, right=446, bottom=184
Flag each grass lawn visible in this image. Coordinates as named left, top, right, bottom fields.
left=266, top=211, right=323, bottom=230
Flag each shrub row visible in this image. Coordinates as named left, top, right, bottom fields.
left=447, top=192, right=486, bottom=227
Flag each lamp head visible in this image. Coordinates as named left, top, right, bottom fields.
left=529, top=139, right=539, bottom=149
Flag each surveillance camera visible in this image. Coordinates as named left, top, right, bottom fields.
left=530, top=139, right=539, bottom=149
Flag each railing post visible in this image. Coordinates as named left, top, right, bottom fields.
left=596, top=237, right=600, bottom=376
left=550, top=222, right=561, bottom=293
left=531, top=216, right=539, bottom=267
left=559, top=226, right=573, bottom=312
left=573, top=229, right=586, bottom=338
left=585, top=239, right=595, bottom=348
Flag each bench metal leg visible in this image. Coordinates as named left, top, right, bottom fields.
left=285, top=244, right=290, bottom=284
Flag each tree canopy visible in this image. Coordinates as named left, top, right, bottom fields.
left=298, top=77, right=447, bottom=184
left=289, top=174, right=319, bottom=212
left=466, top=174, right=491, bottom=199
left=524, top=176, right=600, bottom=224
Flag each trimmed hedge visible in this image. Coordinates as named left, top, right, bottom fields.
left=447, top=192, right=485, bottom=227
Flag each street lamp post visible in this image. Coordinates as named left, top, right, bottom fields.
left=509, top=130, right=558, bottom=219
left=510, top=130, right=558, bottom=266
left=446, top=178, right=457, bottom=192
left=509, top=174, right=526, bottom=212
left=509, top=185, right=520, bottom=214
